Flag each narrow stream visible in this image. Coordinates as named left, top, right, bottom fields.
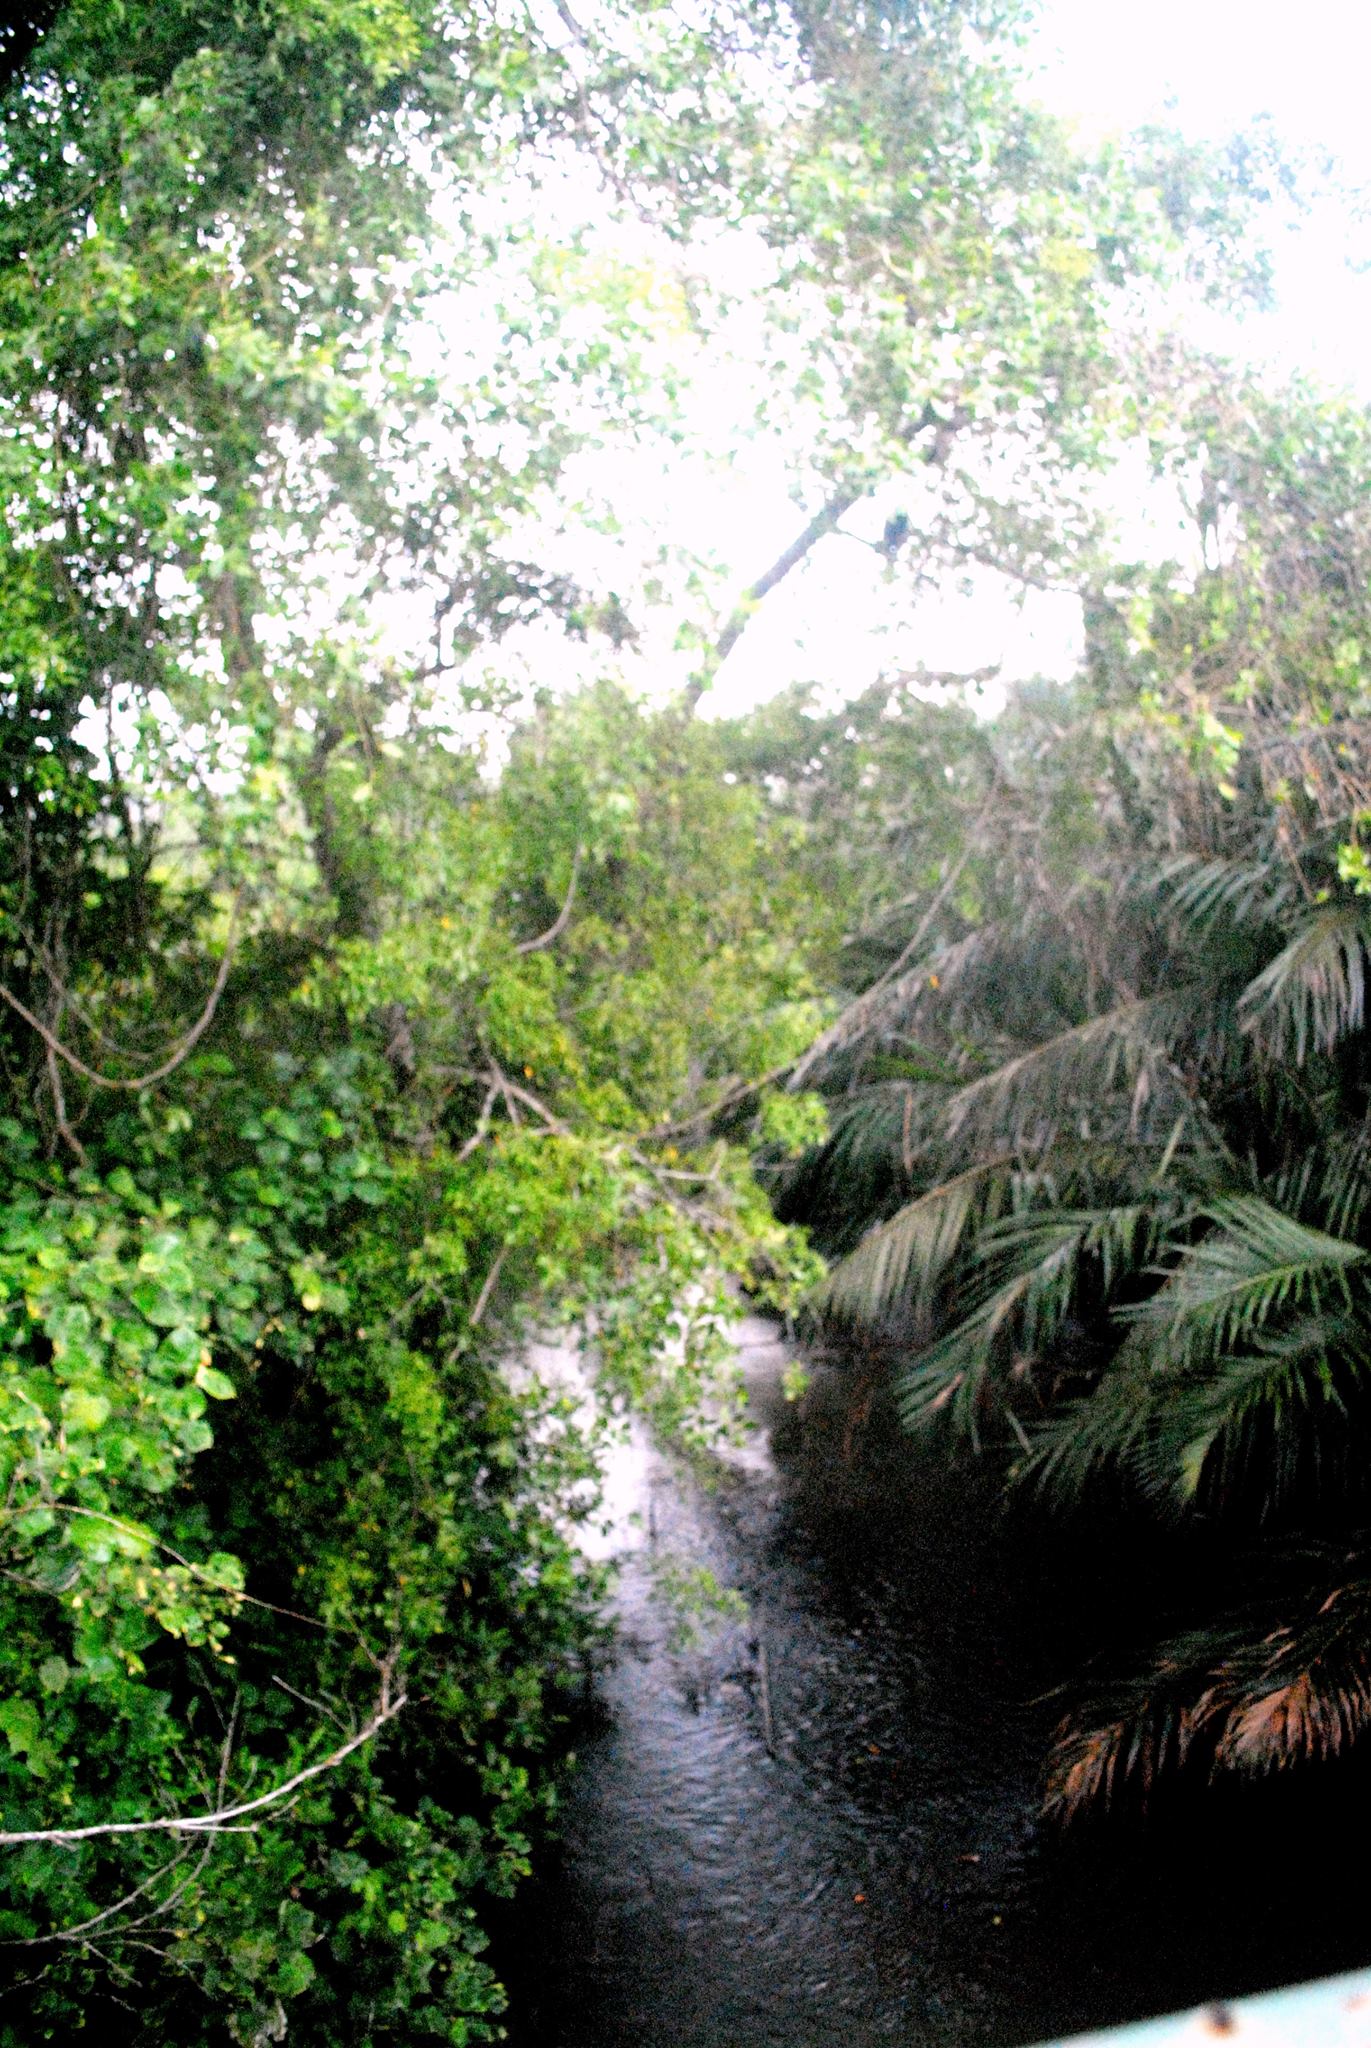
left=507, top=1317, right=1371, bottom=2046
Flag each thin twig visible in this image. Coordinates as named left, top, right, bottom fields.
left=475, top=1059, right=568, bottom=1135
left=0, top=891, right=245, bottom=1093
left=216, top=1696, right=239, bottom=1810
left=0, top=1693, right=405, bottom=1846
left=514, top=847, right=583, bottom=955
left=111, top=1838, right=216, bottom=1941
left=20, top=924, right=142, bottom=1057
left=468, top=1246, right=507, bottom=1328
left=44, top=1039, right=87, bottom=1165
left=643, top=1053, right=799, bottom=1144
left=3, top=1503, right=331, bottom=1632
left=271, top=1674, right=348, bottom=1733
left=456, top=1085, right=499, bottom=1163
left=6, top=1848, right=195, bottom=1947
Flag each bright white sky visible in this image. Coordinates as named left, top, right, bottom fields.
left=114, top=3, right=1371, bottom=787
left=1035, top=0, right=1371, bottom=394
left=699, top=0, right=1371, bottom=719
left=1036, top=0, right=1371, bottom=176
left=388, top=1, right=1371, bottom=740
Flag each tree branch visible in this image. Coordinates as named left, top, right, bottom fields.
left=45, top=1036, right=87, bottom=1165
left=0, top=891, right=244, bottom=1093
left=468, top=1245, right=507, bottom=1328
left=642, top=1052, right=802, bottom=1144
left=10, top=1503, right=331, bottom=1633
left=514, top=846, right=582, bottom=955
left=687, top=402, right=963, bottom=708
left=456, top=1084, right=500, bottom=1163
left=710, top=490, right=860, bottom=673
left=7, top=1846, right=199, bottom=1947
left=0, top=1691, right=405, bottom=1847
left=453, top=1059, right=569, bottom=1136
left=488, top=1068, right=569, bottom=1133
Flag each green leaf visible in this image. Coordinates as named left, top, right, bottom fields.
left=194, top=1362, right=237, bottom=1400
left=37, top=1657, right=69, bottom=1694
left=61, top=1388, right=112, bottom=1433
left=0, top=1698, right=48, bottom=1775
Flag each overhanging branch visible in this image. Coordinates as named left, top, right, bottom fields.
left=0, top=1688, right=404, bottom=1847
left=686, top=402, right=964, bottom=711
left=514, top=846, right=583, bottom=955
left=714, top=490, right=861, bottom=670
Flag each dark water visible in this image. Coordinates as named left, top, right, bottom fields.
left=505, top=1320, right=1371, bottom=2047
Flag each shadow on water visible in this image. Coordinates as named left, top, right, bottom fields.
left=499, top=1318, right=1371, bottom=2047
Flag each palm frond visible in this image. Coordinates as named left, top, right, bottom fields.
left=776, top=1079, right=962, bottom=1249
left=1238, top=902, right=1371, bottom=1062
left=1157, top=1312, right=1371, bottom=1511
left=896, top=1205, right=1158, bottom=1443
left=786, top=963, right=933, bottom=1090
left=816, top=1157, right=1014, bottom=1325
left=1213, top=1579, right=1371, bottom=1773
left=786, top=924, right=1009, bottom=1090
left=1042, top=1692, right=1194, bottom=1822
left=1150, top=851, right=1299, bottom=933
left=896, top=1262, right=1037, bottom=1441
left=821, top=1081, right=952, bottom=1182
left=800, top=921, right=1072, bottom=1089
left=1126, top=1194, right=1367, bottom=1375
left=1316, top=1118, right=1371, bottom=1242
left=906, top=923, right=1016, bottom=1010
left=938, top=991, right=1203, bottom=1155
left=1044, top=1558, right=1371, bottom=1820
left=1017, top=1350, right=1166, bottom=1505
left=1022, top=1199, right=1371, bottom=1517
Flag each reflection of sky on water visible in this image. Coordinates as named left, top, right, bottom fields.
left=510, top=1316, right=1371, bottom=2048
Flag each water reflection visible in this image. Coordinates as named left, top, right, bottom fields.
left=509, top=1317, right=1371, bottom=2047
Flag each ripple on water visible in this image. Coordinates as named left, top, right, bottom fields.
left=506, top=1316, right=1371, bottom=2048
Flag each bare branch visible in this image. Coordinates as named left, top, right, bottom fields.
left=709, top=490, right=860, bottom=674
left=271, top=1674, right=348, bottom=1733
left=468, top=1245, right=507, bottom=1328
left=643, top=1053, right=800, bottom=1143
left=216, top=1696, right=239, bottom=1810
left=456, top=1084, right=500, bottom=1163
left=6, top=1848, right=196, bottom=1947
left=687, top=404, right=963, bottom=707
left=0, top=891, right=244, bottom=1094
left=0, top=1692, right=405, bottom=1846
left=45, top=1038, right=87, bottom=1166
left=514, top=846, right=583, bottom=955
left=487, top=1067, right=569, bottom=1133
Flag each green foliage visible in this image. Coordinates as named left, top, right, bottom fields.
left=759, top=1091, right=829, bottom=1160
left=774, top=376, right=1371, bottom=1816
left=0, top=0, right=840, bottom=2033
left=0, top=1055, right=604, bottom=2040
left=0, top=0, right=1334, bottom=2012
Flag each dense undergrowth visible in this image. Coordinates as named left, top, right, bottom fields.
left=2, top=0, right=1369, bottom=2036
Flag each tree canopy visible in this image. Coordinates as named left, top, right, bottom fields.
left=0, top=0, right=1361, bottom=2037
